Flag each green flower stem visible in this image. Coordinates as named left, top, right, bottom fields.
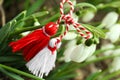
left=41, top=12, right=60, bottom=25
left=94, top=46, right=120, bottom=55
left=52, top=54, right=120, bottom=78
left=10, top=25, right=44, bottom=36
left=102, top=70, right=120, bottom=80
left=0, top=64, right=44, bottom=80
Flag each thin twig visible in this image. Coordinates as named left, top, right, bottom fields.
left=0, top=1, right=6, bottom=26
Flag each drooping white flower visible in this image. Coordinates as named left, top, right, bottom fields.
left=101, top=43, right=115, bottom=56
left=109, top=49, right=120, bottom=72
left=82, top=11, right=95, bottom=23
left=101, top=43, right=120, bottom=72
left=70, top=44, right=96, bottom=62
left=63, top=41, right=96, bottom=62
left=101, top=12, right=119, bottom=28
left=106, top=24, right=120, bottom=43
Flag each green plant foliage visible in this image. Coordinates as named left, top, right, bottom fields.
left=1, top=0, right=120, bottom=80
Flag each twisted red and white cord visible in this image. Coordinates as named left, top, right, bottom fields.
left=57, top=0, right=92, bottom=42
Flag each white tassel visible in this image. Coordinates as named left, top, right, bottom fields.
left=26, top=38, right=61, bottom=78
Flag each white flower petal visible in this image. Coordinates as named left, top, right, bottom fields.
left=34, top=21, right=40, bottom=26
left=63, top=32, right=77, bottom=40
left=113, top=49, right=120, bottom=55
left=21, top=31, right=31, bottom=36
left=106, top=24, right=120, bottom=42
left=65, top=39, right=77, bottom=48
left=110, top=57, right=120, bottom=72
left=63, top=45, right=77, bottom=62
left=82, top=11, right=95, bottom=22
left=101, top=12, right=119, bottom=28
left=70, top=44, right=85, bottom=62
left=102, top=43, right=115, bottom=56
left=87, top=44, right=96, bottom=57
left=70, top=44, right=96, bottom=62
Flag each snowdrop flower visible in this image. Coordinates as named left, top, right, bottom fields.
left=100, top=12, right=119, bottom=29
left=70, top=44, right=96, bottom=62
left=101, top=43, right=120, bottom=72
left=63, top=40, right=96, bottom=62
left=101, top=43, right=115, bottom=56
left=109, top=49, right=120, bottom=72
left=106, top=24, right=120, bottom=43
left=82, top=11, right=95, bottom=23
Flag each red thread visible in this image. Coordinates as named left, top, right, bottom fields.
left=9, top=22, right=58, bottom=61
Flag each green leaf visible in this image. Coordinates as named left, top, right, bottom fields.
left=0, top=67, right=24, bottom=80
left=0, top=64, right=44, bottom=80
left=97, top=1, right=120, bottom=9
left=26, top=0, right=45, bottom=16
left=105, top=1, right=120, bottom=8
left=23, top=11, right=49, bottom=21
left=86, top=71, right=101, bottom=80
left=76, top=3, right=97, bottom=12
left=82, top=24, right=105, bottom=38
left=0, top=55, right=23, bottom=62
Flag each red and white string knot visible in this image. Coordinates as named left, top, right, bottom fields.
left=57, top=0, right=93, bottom=40
left=62, top=14, right=74, bottom=24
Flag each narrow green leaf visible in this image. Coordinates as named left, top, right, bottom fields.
left=97, top=1, right=120, bottom=9
left=23, top=11, right=49, bottom=21
left=0, top=64, right=44, bottom=80
left=86, top=72, right=101, bottom=80
left=0, top=67, right=24, bottom=80
left=0, top=55, right=23, bottom=62
left=76, top=3, right=97, bottom=12
left=26, top=0, right=45, bottom=16
left=82, top=24, right=105, bottom=38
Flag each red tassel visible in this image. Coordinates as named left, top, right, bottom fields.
left=9, top=22, right=58, bottom=61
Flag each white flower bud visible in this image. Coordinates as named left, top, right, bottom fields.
left=34, top=21, right=40, bottom=26
left=110, top=57, right=120, bottom=73
left=106, top=24, right=120, bottom=43
left=21, top=31, right=31, bottom=36
left=101, top=43, right=115, bottom=56
left=101, top=12, right=119, bottom=28
left=82, top=11, right=95, bottom=22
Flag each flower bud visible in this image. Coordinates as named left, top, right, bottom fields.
left=82, top=11, right=95, bottom=23
left=101, top=12, right=119, bottom=28
left=106, top=24, right=120, bottom=43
